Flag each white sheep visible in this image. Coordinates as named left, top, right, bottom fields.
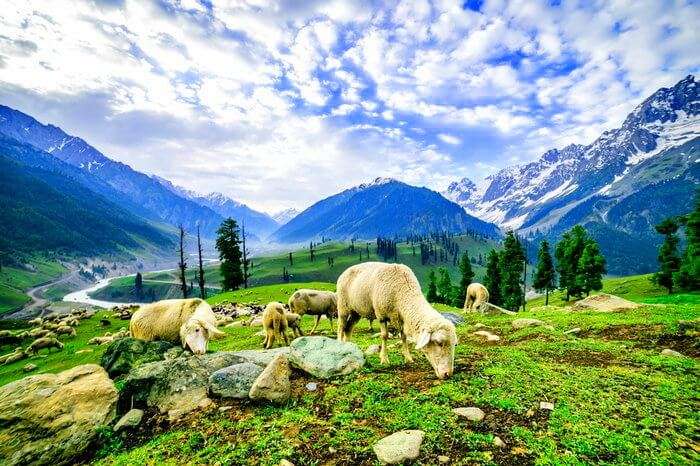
left=337, top=262, right=458, bottom=379
left=285, top=312, right=304, bottom=338
left=129, top=298, right=225, bottom=355
left=464, top=283, right=490, bottom=311
left=288, top=289, right=338, bottom=334
left=261, top=302, right=289, bottom=349
left=55, top=325, right=77, bottom=337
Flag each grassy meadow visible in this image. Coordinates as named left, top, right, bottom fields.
left=0, top=259, right=65, bottom=315
left=1, top=274, right=697, bottom=465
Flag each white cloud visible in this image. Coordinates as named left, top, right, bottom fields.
left=437, top=133, right=461, bottom=145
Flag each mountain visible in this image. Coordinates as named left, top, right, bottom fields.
left=0, top=106, right=224, bottom=237
left=151, top=176, right=278, bottom=239
left=0, top=136, right=175, bottom=263
left=444, top=75, right=699, bottom=274
left=272, top=208, right=300, bottom=225
left=271, top=177, right=500, bottom=243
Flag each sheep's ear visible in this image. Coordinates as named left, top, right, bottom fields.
left=204, top=321, right=226, bottom=339
left=431, top=330, right=446, bottom=344
left=415, top=330, right=431, bottom=349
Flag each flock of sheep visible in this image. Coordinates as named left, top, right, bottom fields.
left=2, top=261, right=493, bottom=380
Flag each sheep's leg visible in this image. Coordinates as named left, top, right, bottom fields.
left=265, top=329, right=274, bottom=349
left=344, top=312, right=361, bottom=341
left=368, top=318, right=374, bottom=332
left=337, top=312, right=347, bottom=341
left=379, top=320, right=390, bottom=365
left=310, top=315, right=321, bottom=334
left=400, top=329, right=414, bottom=363
left=282, top=329, right=289, bottom=346
left=327, top=314, right=334, bottom=333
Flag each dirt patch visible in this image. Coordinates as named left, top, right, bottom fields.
left=572, top=293, right=640, bottom=312
left=586, top=324, right=700, bottom=357
left=539, top=348, right=619, bottom=367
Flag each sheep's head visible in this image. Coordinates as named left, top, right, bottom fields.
left=415, top=323, right=458, bottom=380
left=180, top=318, right=225, bottom=355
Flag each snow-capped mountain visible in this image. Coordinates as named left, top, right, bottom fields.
left=271, top=177, right=500, bottom=243
left=444, top=75, right=699, bottom=274
left=272, top=208, right=300, bottom=226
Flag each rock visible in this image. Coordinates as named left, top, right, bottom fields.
left=114, top=408, right=144, bottom=432
left=365, top=344, right=380, bottom=355
left=100, top=337, right=175, bottom=378
left=452, top=407, right=485, bottom=421
left=493, top=436, right=506, bottom=448
left=476, top=302, right=516, bottom=315
left=661, top=348, right=684, bottom=357
left=563, top=327, right=581, bottom=335
left=441, top=312, right=465, bottom=325
left=373, top=430, right=425, bottom=464
left=163, top=347, right=185, bottom=360
left=539, top=401, right=555, bottom=411
left=512, top=318, right=546, bottom=330
left=289, top=336, right=364, bottom=379
left=306, top=382, right=318, bottom=391
left=279, top=460, right=295, bottom=466
left=249, top=354, right=291, bottom=404
left=209, top=363, right=264, bottom=399
left=23, top=363, right=37, bottom=372
left=232, top=347, right=291, bottom=367
left=471, top=330, right=501, bottom=343
left=438, top=455, right=450, bottom=463
left=572, top=293, right=640, bottom=312
left=0, top=364, right=117, bottom=466
left=473, top=323, right=487, bottom=329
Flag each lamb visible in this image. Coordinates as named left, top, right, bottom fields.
left=464, top=283, right=490, bottom=311
left=55, top=325, right=77, bottom=337
left=261, top=302, right=289, bottom=349
left=1, top=347, right=27, bottom=365
left=336, top=262, right=458, bottom=379
left=27, top=337, right=64, bottom=355
left=288, top=289, right=338, bottom=334
left=130, top=298, right=225, bottom=355
left=285, top=312, right=304, bottom=338
left=88, top=336, right=114, bottom=345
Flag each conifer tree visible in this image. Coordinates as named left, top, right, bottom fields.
left=483, top=249, right=502, bottom=306
left=216, top=218, right=244, bottom=291
left=674, top=191, right=700, bottom=291
left=426, top=270, right=439, bottom=302
left=454, top=251, right=474, bottom=307
left=533, top=240, right=556, bottom=305
left=437, top=268, right=452, bottom=304
left=499, top=231, right=526, bottom=311
left=177, top=225, right=188, bottom=298
left=653, top=218, right=681, bottom=293
left=134, top=272, right=143, bottom=300
left=555, top=225, right=588, bottom=300
left=577, top=240, right=606, bottom=296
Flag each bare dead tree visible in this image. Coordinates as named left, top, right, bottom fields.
left=241, top=222, right=250, bottom=289
left=197, top=225, right=206, bottom=299
left=178, top=225, right=188, bottom=298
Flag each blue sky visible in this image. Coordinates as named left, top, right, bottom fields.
left=0, top=0, right=697, bottom=213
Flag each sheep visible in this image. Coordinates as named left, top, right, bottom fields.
left=464, top=283, right=490, bottom=311
left=88, top=336, right=114, bottom=345
left=288, top=289, right=338, bottom=334
left=216, top=315, right=235, bottom=327
left=27, top=337, right=64, bottom=355
left=129, top=298, right=225, bottom=355
left=28, top=317, right=43, bottom=326
left=28, top=328, right=53, bottom=339
left=1, top=347, right=27, bottom=365
left=41, top=322, right=59, bottom=331
left=336, top=262, right=458, bottom=380
left=285, top=312, right=304, bottom=338
left=261, top=302, right=289, bottom=349
left=55, top=325, right=77, bottom=337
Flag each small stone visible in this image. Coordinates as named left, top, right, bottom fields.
left=373, top=430, right=425, bottom=464
left=453, top=407, right=485, bottom=421
left=438, top=455, right=450, bottom=463
left=473, top=323, right=486, bottom=329
left=279, top=460, right=295, bottom=466
left=525, top=409, right=535, bottom=418
left=23, top=363, right=37, bottom=372
left=512, top=318, right=546, bottom=330
left=539, top=401, right=555, bottom=411
left=365, top=344, right=380, bottom=355
left=493, top=436, right=506, bottom=448
left=210, top=363, right=264, bottom=399
left=328, top=447, right=337, bottom=454
left=472, top=330, right=500, bottom=343
left=306, top=382, right=318, bottom=391
left=114, top=408, right=144, bottom=432
left=661, top=348, right=683, bottom=357
left=218, top=406, right=232, bottom=412
left=563, top=327, right=581, bottom=335
left=249, top=354, right=291, bottom=404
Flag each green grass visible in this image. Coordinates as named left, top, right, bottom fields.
left=208, top=282, right=336, bottom=306
left=0, top=259, right=66, bottom=314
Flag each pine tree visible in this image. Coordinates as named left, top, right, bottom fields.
left=177, top=225, right=188, bottom=298
left=436, top=268, right=452, bottom=304
left=533, top=240, right=556, bottom=305
left=426, top=270, right=439, bottom=302
left=675, top=191, right=700, bottom=291
left=454, top=251, right=474, bottom=307
left=554, top=225, right=588, bottom=300
left=134, top=272, right=143, bottom=300
left=241, top=223, right=250, bottom=288
left=499, top=231, right=526, bottom=311
left=577, top=240, right=606, bottom=296
left=216, top=218, right=244, bottom=291
left=653, top=218, right=681, bottom=293
left=483, top=249, right=502, bottom=306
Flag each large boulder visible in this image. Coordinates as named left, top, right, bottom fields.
left=0, top=364, right=117, bottom=466
left=440, top=312, right=465, bottom=326
left=572, top=293, right=640, bottom=312
left=231, top=347, right=291, bottom=367
left=209, top=363, right=264, bottom=399
left=288, top=336, right=364, bottom=379
left=100, top=337, right=175, bottom=378
left=475, top=302, right=517, bottom=315
left=249, top=354, right=291, bottom=404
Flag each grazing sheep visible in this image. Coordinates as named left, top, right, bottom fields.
left=55, top=325, right=77, bottom=337
left=285, top=312, right=304, bottom=338
left=28, top=317, right=43, bottom=326
left=41, top=322, right=59, bottom=331
left=261, top=302, right=289, bottom=349
left=27, top=337, right=64, bottom=355
left=130, top=298, right=225, bottom=355
left=464, top=283, right=490, bottom=311
left=28, top=328, right=53, bottom=339
left=88, top=336, right=114, bottom=345
left=337, top=262, right=458, bottom=379
left=0, top=347, right=24, bottom=365
left=288, top=289, right=338, bottom=334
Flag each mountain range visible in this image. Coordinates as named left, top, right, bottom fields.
left=271, top=177, right=500, bottom=243
left=444, top=75, right=699, bottom=274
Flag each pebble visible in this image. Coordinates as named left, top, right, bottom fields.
left=364, top=344, right=380, bottom=355
left=306, top=382, right=318, bottom=391
left=493, top=436, right=506, bottom=448
left=438, top=455, right=450, bottom=463
left=539, top=401, right=555, bottom=411
left=661, top=348, right=683, bottom=357
left=452, top=407, right=485, bottom=421
left=563, top=327, right=581, bottom=335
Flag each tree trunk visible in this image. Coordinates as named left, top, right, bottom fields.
left=178, top=225, right=188, bottom=299
left=545, top=288, right=549, bottom=306
left=197, top=226, right=206, bottom=299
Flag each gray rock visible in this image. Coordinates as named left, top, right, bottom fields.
left=563, top=327, right=582, bottom=335
left=493, top=436, right=506, bottom=448
left=100, top=337, right=174, bottom=378
left=289, top=336, right=364, bottom=379
left=512, top=318, right=546, bottom=330
left=471, top=330, right=500, bottom=343
left=476, top=302, right=516, bottom=315
left=661, top=348, right=683, bottom=357
left=452, top=407, right=485, bottom=421
left=364, top=344, right=380, bottom=355
left=539, top=401, right=555, bottom=411
left=249, top=354, right=291, bottom=404
left=306, top=382, right=318, bottom=391
left=373, top=430, right=424, bottom=464
left=440, top=312, right=465, bottom=325
left=209, top=363, right=264, bottom=399
left=231, top=347, right=291, bottom=367
left=114, top=408, right=144, bottom=432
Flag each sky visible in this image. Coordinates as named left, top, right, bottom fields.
left=0, top=0, right=697, bottom=214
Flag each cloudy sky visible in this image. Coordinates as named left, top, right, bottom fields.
left=0, top=0, right=697, bottom=213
